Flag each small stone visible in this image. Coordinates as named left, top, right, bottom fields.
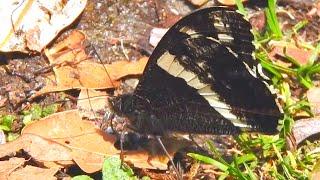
left=149, top=28, right=168, bottom=47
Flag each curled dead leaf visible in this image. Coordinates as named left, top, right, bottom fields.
left=288, top=117, right=320, bottom=150
left=0, top=0, right=87, bottom=52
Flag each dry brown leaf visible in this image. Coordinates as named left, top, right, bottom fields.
left=45, top=33, right=120, bottom=89
left=21, top=110, right=189, bottom=172
left=0, top=0, right=87, bottom=52
left=269, top=42, right=312, bottom=66
left=77, top=89, right=109, bottom=119
left=36, top=30, right=148, bottom=97
left=122, top=137, right=192, bottom=170
left=307, top=87, right=320, bottom=116
left=288, top=117, right=320, bottom=149
left=22, top=110, right=118, bottom=173
left=34, top=75, right=73, bottom=96
left=0, top=158, right=26, bottom=179
left=217, top=0, right=247, bottom=5
left=8, top=165, right=58, bottom=180
left=107, top=56, right=149, bottom=80
left=0, top=133, right=72, bottom=162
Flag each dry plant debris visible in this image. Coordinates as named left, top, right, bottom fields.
left=0, top=0, right=87, bottom=52
left=0, top=0, right=320, bottom=179
left=307, top=87, right=320, bottom=116
left=269, top=41, right=313, bottom=66
left=35, top=30, right=148, bottom=97
left=0, top=157, right=58, bottom=180
left=77, top=89, right=109, bottom=119
left=0, top=110, right=188, bottom=174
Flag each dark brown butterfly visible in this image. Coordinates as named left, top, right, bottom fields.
left=108, top=7, right=283, bottom=136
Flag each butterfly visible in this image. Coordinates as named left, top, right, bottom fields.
left=108, top=7, right=283, bottom=138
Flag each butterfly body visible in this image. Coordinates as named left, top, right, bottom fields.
left=109, top=7, right=282, bottom=137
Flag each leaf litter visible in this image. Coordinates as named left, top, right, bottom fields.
left=0, top=109, right=190, bottom=174
left=0, top=0, right=87, bottom=53
left=0, top=0, right=320, bottom=179
left=34, top=30, right=148, bottom=97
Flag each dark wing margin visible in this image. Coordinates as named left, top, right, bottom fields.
left=134, top=7, right=282, bottom=135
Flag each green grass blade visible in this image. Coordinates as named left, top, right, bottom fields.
left=265, top=0, right=283, bottom=39
left=293, top=20, right=308, bottom=33
left=308, top=42, right=320, bottom=65
left=187, top=153, right=229, bottom=172
left=235, top=0, right=248, bottom=17
left=243, top=163, right=257, bottom=180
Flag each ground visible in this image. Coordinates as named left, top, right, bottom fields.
left=0, top=0, right=320, bottom=179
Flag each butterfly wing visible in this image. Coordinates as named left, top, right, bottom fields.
left=131, top=7, right=282, bottom=135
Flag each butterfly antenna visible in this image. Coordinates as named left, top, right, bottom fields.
left=84, top=89, right=98, bottom=118
left=155, top=136, right=183, bottom=180
left=88, top=44, right=116, bottom=91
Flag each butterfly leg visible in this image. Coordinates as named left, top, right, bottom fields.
left=155, top=136, right=183, bottom=180
left=119, top=131, right=125, bottom=169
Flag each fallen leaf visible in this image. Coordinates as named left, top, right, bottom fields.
left=77, top=89, right=109, bottom=119
left=107, top=57, right=149, bottom=80
left=22, top=110, right=118, bottom=173
left=288, top=117, right=320, bottom=149
left=269, top=41, right=313, bottom=66
left=44, top=31, right=119, bottom=89
left=122, top=137, right=191, bottom=170
left=35, top=30, right=148, bottom=97
left=8, top=165, right=58, bottom=180
left=21, top=110, right=190, bottom=172
left=307, top=87, right=320, bottom=116
left=0, top=0, right=87, bottom=52
left=0, top=158, right=26, bottom=179
left=217, top=0, right=248, bottom=5
left=0, top=133, right=73, bottom=162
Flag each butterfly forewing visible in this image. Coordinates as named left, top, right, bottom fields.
left=112, top=7, right=282, bottom=136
